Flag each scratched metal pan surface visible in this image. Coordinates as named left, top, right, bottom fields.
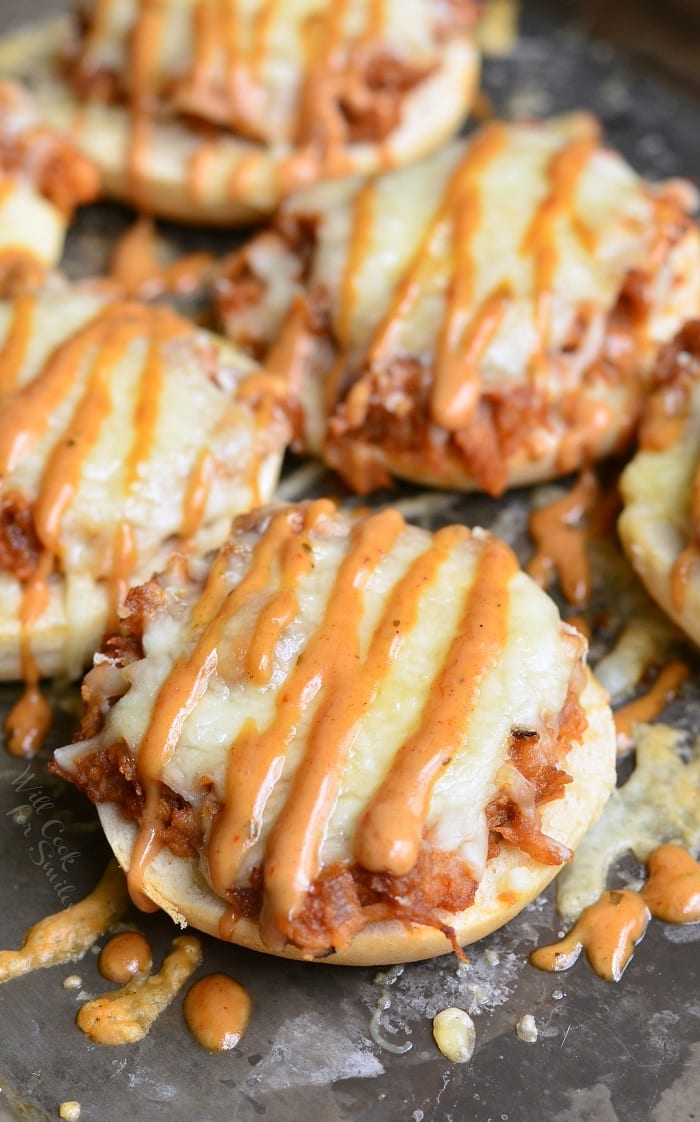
left=1, top=2, right=700, bottom=1120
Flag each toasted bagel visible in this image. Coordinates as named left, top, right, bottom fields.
left=55, top=500, right=616, bottom=964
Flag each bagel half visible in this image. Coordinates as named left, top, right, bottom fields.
left=0, top=282, right=290, bottom=681
left=619, top=320, right=700, bottom=647
left=0, top=3, right=480, bottom=225
left=217, top=113, right=700, bottom=495
left=54, top=500, right=616, bottom=965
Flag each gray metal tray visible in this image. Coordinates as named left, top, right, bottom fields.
left=1, top=3, right=699, bottom=1120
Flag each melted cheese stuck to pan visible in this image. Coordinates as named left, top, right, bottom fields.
left=556, top=723, right=700, bottom=920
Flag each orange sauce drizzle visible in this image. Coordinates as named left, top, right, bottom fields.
left=126, top=2, right=167, bottom=211
left=0, top=293, right=35, bottom=396
left=128, top=501, right=335, bottom=910
left=180, top=449, right=216, bottom=543
left=368, top=123, right=507, bottom=379
left=337, top=182, right=375, bottom=351
left=109, top=218, right=214, bottom=300
left=355, top=535, right=517, bottom=878
left=77, top=934, right=202, bottom=1046
left=98, top=931, right=153, bottom=984
left=260, top=521, right=470, bottom=947
left=527, top=470, right=599, bottom=606
left=519, top=137, right=596, bottom=368
left=530, top=889, right=650, bottom=982
left=208, top=509, right=407, bottom=943
left=614, top=660, right=689, bottom=754
left=183, top=973, right=252, bottom=1052
left=263, top=295, right=318, bottom=399
left=0, top=860, right=128, bottom=983
left=5, top=550, right=53, bottom=758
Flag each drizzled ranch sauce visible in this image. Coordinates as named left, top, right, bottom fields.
left=111, top=503, right=533, bottom=952
left=59, top=0, right=474, bottom=213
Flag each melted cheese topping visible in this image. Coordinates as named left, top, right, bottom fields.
left=58, top=501, right=586, bottom=949
left=70, top=0, right=469, bottom=144
left=268, top=115, right=699, bottom=385
left=222, top=115, right=700, bottom=492
left=556, top=723, right=700, bottom=921
left=0, top=284, right=289, bottom=680
left=0, top=860, right=128, bottom=983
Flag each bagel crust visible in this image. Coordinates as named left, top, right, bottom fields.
left=619, top=320, right=700, bottom=647
left=217, top=114, right=700, bottom=495
left=0, top=3, right=480, bottom=225
left=0, top=283, right=290, bottom=681
left=54, top=501, right=616, bottom=965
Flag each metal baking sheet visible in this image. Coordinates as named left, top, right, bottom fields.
left=1, top=3, right=699, bottom=1120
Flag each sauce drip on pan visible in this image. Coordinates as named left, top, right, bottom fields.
left=0, top=860, right=128, bottom=983
left=642, top=844, right=700, bottom=923
left=530, top=889, right=650, bottom=982
left=183, top=973, right=252, bottom=1052
left=77, top=934, right=202, bottom=1046
left=613, top=660, right=689, bottom=754
left=109, top=218, right=214, bottom=300
left=526, top=471, right=600, bottom=606
left=531, top=844, right=700, bottom=981
left=98, top=931, right=153, bottom=984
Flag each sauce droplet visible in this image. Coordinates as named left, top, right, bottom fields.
left=183, top=973, right=252, bottom=1052
left=642, top=844, right=700, bottom=924
left=613, top=661, right=689, bottom=755
left=77, top=934, right=202, bottom=1046
left=98, top=931, right=153, bottom=984
left=529, top=889, right=650, bottom=982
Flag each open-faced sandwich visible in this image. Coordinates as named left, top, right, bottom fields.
left=0, top=282, right=290, bottom=686
left=217, top=113, right=700, bottom=494
left=619, top=320, right=700, bottom=647
left=0, top=0, right=481, bottom=224
left=54, top=500, right=616, bottom=965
